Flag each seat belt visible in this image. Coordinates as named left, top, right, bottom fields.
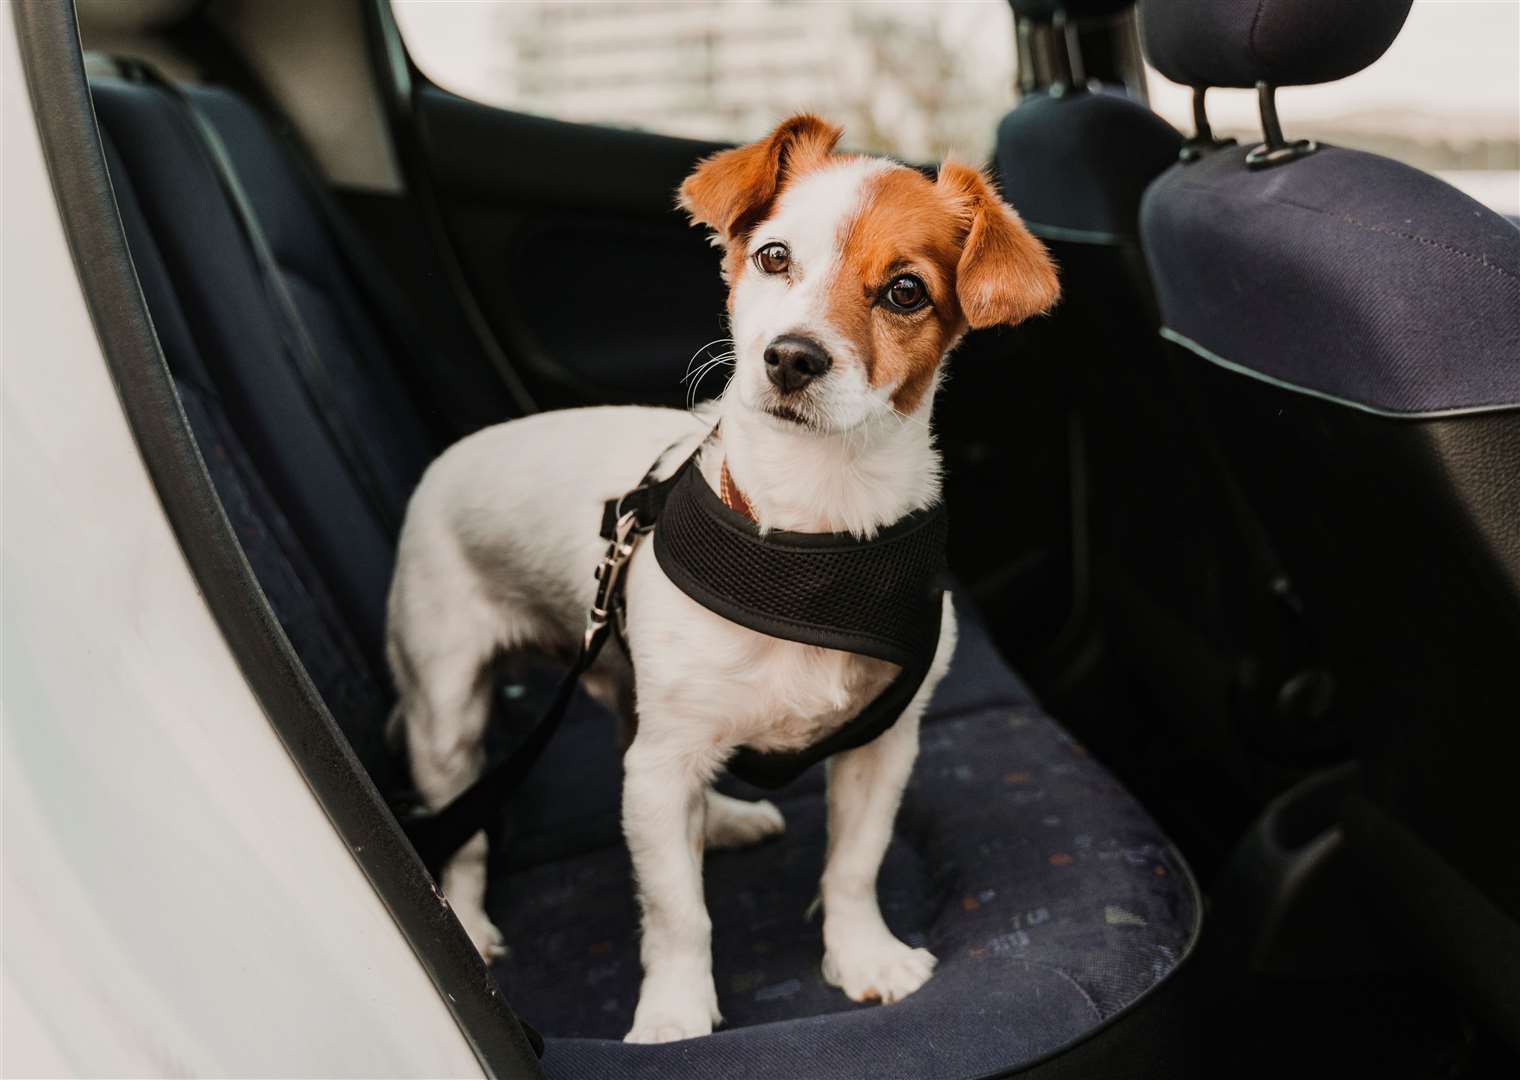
left=120, top=61, right=403, bottom=539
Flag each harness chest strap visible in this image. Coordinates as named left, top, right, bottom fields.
left=649, top=459, right=948, bottom=788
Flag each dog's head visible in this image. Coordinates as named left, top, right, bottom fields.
left=679, top=114, right=1059, bottom=433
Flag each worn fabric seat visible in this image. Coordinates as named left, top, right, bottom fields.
left=90, top=61, right=1202, bottom=1079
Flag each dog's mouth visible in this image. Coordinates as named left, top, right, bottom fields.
left=765, top=403, right=813, bottom=428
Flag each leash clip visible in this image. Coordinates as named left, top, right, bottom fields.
left=585, top=509, right=643, bottom=654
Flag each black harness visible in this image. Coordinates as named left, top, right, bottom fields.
left=404, top=439, right=948, bottom=875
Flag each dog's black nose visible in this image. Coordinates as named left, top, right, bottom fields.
left=764, top=335, right=832, bottom=394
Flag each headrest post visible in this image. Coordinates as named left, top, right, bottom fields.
left=1056, top=9, right=1088, bottom=92
left=1179, top=87, right=1236, bottom=163
left=1245, top=81, right=1318, bottom=170
left=1258, top=81, right=1286, bottom=148
left=1191, top=88, right=1213, bottom=142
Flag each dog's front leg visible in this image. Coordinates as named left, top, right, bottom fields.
left=622, top=734, right=723, bottom=1043
left=818, top=707, right=937, bottom=1004
left=820, top=594, right=955, bottom=1005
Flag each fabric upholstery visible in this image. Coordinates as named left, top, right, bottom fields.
left=1141, top=144, right=1520, bottom=415
left=1141, top=0, right=1414, bottom=88
left=92, top=77, right=436, bottom=664
left=98, top=123, right=398, bottom=783
left=491, top=619, right=1200, bottom=1079
left=183, top=84, right=441, bottom=503
left=997, top=88, right=1181, bottom=240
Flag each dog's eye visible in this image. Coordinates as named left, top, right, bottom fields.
left=754, top=243, right=790, bottom=275
left=885, top=275, right=928, bottom=312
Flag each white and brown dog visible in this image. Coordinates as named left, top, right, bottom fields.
left=386, top=115, right=1058, bottom=1043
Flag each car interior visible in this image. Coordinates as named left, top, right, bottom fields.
left=27, top=0, right=1519, bottom=1075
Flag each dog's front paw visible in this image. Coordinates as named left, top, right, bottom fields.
left=705, top=792, right=785, bottom=850
left=822, top=932, right=937, bottom=1004
left=625, top=977, right=721, bottom=1043
left=456, top=905, right=508, bottom=962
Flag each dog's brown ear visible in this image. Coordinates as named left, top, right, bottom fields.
left=937, top=160, right=1060, bottom=328
left=679, top=114, right=843, bottom=246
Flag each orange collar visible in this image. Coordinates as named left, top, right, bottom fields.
left=720, top=457, right=756, bottom=522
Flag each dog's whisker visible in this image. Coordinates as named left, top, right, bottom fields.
left=681, top=351, right=735, bottom=379
left=681, top=362, right=727, bottom=403
left=681, top=360, right=718, bottom=388
left=685, top=336, right=733, bottom=365
left=683, top=338, right=736, bottom=380
left=680, top=352, right=736, bottom=384
left=685, top=355, right=735, bottom=410
left=887, top=403, right=931, bottom=431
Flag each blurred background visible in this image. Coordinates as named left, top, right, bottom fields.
left=392, top=0, right=1518, bottom=215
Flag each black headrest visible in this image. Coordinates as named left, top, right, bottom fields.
left=1142, top=0, right=1413, bottom=88
left=1009, top=0, right=1135, bottom=21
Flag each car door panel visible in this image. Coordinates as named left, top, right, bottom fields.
left=415, top=86, right=728, bottom=406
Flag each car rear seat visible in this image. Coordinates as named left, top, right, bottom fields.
left=88, top=61, right=1202, bottom=1079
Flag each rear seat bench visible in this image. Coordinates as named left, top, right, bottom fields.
left=91, top=67, right=1201, bottom=1078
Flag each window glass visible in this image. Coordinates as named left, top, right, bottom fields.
left=390, top=0, right=1017, bottom=163
left=1145, top=0, right=1520, bottom=216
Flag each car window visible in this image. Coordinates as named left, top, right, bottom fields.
left=390, top=0, right=1017, bottom=163
left=1146, top=0, right=1520, bottom=216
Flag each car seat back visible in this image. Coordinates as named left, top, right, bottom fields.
left=1140, top=0, right=1520, bottom=1044
left=998, top=1, right=1342, bottom=794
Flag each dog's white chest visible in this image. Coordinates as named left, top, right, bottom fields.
left=714, top=631, right=897, bottom=753
left=624, top=550, right=896, bottom=755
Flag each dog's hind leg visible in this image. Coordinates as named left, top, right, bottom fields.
left=704, top=790, right=785, bottom=850
left=392, top=592, right=512, bottom=961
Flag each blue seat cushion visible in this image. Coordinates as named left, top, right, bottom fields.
left=488, top=614, right=1200, bottom=1079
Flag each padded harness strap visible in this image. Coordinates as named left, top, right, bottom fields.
left=653, top=463, right=947, bottom=787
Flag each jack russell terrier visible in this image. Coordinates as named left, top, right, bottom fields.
left=386, top=114, right=1059, bottom=1043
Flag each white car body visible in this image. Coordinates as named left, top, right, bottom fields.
left=1, top=13, right=484, bottom=1076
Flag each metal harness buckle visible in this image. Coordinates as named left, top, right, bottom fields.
left=585, top=509, right=643, bottom=654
